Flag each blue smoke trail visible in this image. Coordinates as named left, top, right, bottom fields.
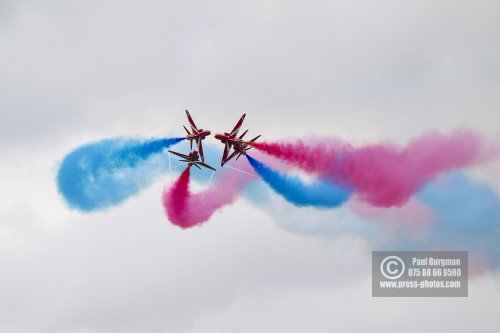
left=417, top=172, right=500, bottom=267
left=246, top=155, right=351, bottom=208
left=57, top=137, right=184, bottom=212
left=381, top=172, right=500, bottom=268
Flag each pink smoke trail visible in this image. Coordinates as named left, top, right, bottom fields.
left=348, top=198, right=433, bottom=227
left=163, top=165, right=254, bottom=229
left=252, top=129, right=497, bottom=207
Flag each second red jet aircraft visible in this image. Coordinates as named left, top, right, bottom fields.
left=214, top=114, right=261, bottom=166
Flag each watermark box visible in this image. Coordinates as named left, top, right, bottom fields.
left=372, top=251, right=468, bottom=297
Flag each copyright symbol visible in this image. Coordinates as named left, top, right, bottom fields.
left=380, top=256, right=405, bottom=280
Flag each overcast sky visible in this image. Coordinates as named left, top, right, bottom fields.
left=1, top=0, right=500, bottom=332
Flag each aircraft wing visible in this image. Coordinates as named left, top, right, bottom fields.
left=197, top=161, right=216, bottom=171
left=168, top=150, right=190, bottom=159
left=185, top=110, right=199, bottom=131
left=243, top=135, right=261, bottom=151
left=238, top=129, right=248, bottom=140
left=221, top=142, right=230, bottom=165
left=229, top=114, right=246, bottom=136
left=248, top=134, right=261, bottom=143
left=222, top=150, right=239, bottom=166
left=197, top=139, right=204, bottom=162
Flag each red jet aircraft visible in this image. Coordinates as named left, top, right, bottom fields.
left=183, top=110, right=211, bottom=161
left=167, top=149, right=216, bottom=171
left=221, top=138, right=260, bottom=165
left=214, top=114, right=261, bottom=166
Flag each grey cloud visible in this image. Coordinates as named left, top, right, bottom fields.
left=0, top=183, right=370, bottom=333
left=1, top=0, right=500, bottom=152
left=1, top=1, right=500, bottom=332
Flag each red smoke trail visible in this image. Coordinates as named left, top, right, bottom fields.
left=250, top=139, right=345, bottom=175
left=163, top=165, right=253, bottom=228
left=252, top=129, right=497, bottom=207
left=164, top=167, right=191, bottom=223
